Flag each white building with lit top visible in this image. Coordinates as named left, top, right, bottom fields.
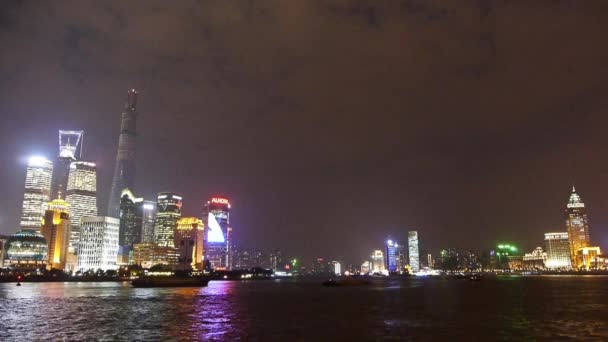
left=20, top=156, right=53, bottom=232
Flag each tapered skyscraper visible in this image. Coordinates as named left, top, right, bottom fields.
left=107, top=89, right=139, bottom=218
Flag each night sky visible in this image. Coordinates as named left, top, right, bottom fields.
left=1, top=1, right=608, bottom=265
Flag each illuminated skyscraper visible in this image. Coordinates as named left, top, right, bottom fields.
left=77, top=216, right=119, bottom=272
left=332, top=261, right=341, bottom=276
left=565, top=186, right=591, bottom=268
left=154, top=192, right=182, bottom=247
left=51, top=130, right=83, bottom=200
left=20, top=156, right=53, bottom=232
left=41, top=197, right=71, bottom=270
left=203, top=197, right=231, bottom=270
left=371, top=250, right=385, bottom=274
left=544, top=232, right=571, bottom=269
left=65, top=161, right=98, bottom=250
left=141, top=200, right=156, bottom=243
left=107, top=89, right=139, bottom=218
left=119, top=188, right=143, bottom=247
left=175, top=217, right=205, bottom=271
left=408, top=231, right=420, bottom=273
left=385, top=239, right=398, bottom=273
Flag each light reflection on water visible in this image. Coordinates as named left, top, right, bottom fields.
left=0, top=277, right=608, bottom=340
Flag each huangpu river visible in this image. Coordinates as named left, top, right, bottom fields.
left=1, top=276, right=607, bottom=340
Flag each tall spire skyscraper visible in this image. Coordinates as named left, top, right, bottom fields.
left=107, top=89, right=139, bottom=218
left=51, top=130, right=84, bottom=200
left=565, top=186, right=591, bottom=267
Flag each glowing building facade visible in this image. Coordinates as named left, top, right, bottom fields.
left=141, top=200, right=156, bottom=243
left=133, top=243, right=179, bottom=269
left=385, top=239, right=399, bottom=273
left=175, top=217, right=205, bottom=271
left=332, top=261, right=341, bottom=276
left=20, top=156, right=53, bottom=232
left=408, top=231, right=420, bottom=273
left=40, top=198, right=71, bottom=270
left=52, top=130, right=83, bottom=200
left=565, top=187, right=592, bottom=268
left=371, top=250, right=385, bottom=274
left=119, top=188, right=143, bottom=247
left=65, top=161, right=98, bottom=250
left=77, top=216, right=119, bottom=272
left=4, top=231, right=48, bottom=269
left=107, top=89, right=139, bottom=218
left=203, top=197, right=231, bottom=270
left=576, top=246, right=602, bottom=270
left=154, top=192, right=182, bottom=247
left=544, top=232, right=572, bottom=269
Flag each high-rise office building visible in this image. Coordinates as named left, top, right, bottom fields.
left=371, top=250, right=385, bottom=274
left=270, top=250, right=283, bottom=272
left=385, top=239, right=398, bottom=273
left=565, top=186, right=591, bottom=269
left=41, top=197, right=71, bottom=271
left=544, top=232, right=572, bottom=269
left=332, top=261, right=341, bottom=276
left=77, top=216, right=119, bottom=272
left=154, top=192, right=182, bottom=247
left=119, top=188, right=143, bottom=247
left=175, top=217, right=205, bottom=271
left=20, top=156, right=53, bottom=232
left=107, top=89, right=139, bottom=218
left=203, top=197, right=231, bottom=270
left=141, top=200, right=156, bottom=243
left=51, top=130, right=83, bottom=200
left=408, top=231, right=420, bottom=273
left=65, top=161, right=98, bottom=250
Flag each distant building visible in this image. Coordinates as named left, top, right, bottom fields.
left=427, top=254, right=434, bottom=269
left=107, top=89, right=139, bottom=218
left=523, top=247, right=547, bottom=270
left=175, top=217, right=205, bottom=271
left=119, top=188, right=143, bottom=251
left=52, top=130, right=84, bottom=200
left=360, top=261, right=371, bottom=274
left=4, top=230, right=48, bottom=269
left=203, top=197, right=231, bottom=270
left=77, top=216, right=119, bottom=272
left=492, top=244, right=522, bottom=270
left=371, top=250, right=385, bottom=274
left=20, top=156, right=53, bottom=232
left=565, top=187, right=592, bottom=269
left=40, top=197, right=71, bottom=271
left=332, top=261, right=341, bottom=276
left=576, top=247, right=602, bottom=270
left=385, top=239, right=399, bottom=272
left=65, top=161, right=98, bottom=251
left=0, top=235, right=8, bottom=268
left=154, top=192, right=182, bottom=247
left=141, top=200, right=156, bottom=243
left=408, top=231, right=420, bottom=272
left=544, top=232, right=571, bottom=269
left=270, top=250, right=283, bottom=272
left=133, top=243, right=179, bottom=269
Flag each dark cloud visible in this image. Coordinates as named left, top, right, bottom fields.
left=1, top=0, right=608, bottom=265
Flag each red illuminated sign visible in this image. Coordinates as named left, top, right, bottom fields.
left=211, top=197, right=230, bottom=205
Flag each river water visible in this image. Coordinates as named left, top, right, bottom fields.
left=0, top=276, right=607, bottom=341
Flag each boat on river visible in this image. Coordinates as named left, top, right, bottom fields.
left=132, top=271, right=210, bottom=288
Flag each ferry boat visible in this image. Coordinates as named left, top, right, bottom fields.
left=132, top=270, right=210, bottom=288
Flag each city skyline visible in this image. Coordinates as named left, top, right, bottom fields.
left=2, top=1, right=608, bottom=264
